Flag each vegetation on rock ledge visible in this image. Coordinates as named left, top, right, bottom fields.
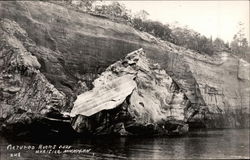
left=56, top=0, right=249, bottom=59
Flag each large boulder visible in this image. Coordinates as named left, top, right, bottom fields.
left=71, top=49, right=193, bottom=136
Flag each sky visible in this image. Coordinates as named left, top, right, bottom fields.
left=115, top=1, right=249, bottom=43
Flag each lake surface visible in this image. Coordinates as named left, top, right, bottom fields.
left=0, top=129, right=249, bottom=159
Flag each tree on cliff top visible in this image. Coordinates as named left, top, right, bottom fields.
left=230, top=22, right=249, bottom=59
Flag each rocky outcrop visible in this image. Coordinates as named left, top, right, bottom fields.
left=0, top=19, right=73, bottom=135
left=0, top=1, right=249, bottom=136
left=71, top=49, right=192, bottom=136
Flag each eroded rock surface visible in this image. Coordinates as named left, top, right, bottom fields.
left=184, top=52, right=250, bottom=128
left=71, top=49, right=191, bottom=136
left=71, top=74, right=136, bottom=117
left=0, top=19, right=72, bottom=135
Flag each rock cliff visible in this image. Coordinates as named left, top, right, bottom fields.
left=0, top=1, right=249, bottom=136
left=184, top=52, right=250, bottom=128
left=0, top=18, right=73, bottom=136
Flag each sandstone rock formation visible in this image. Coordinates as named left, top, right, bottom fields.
left=0, top=1, right=249, bottom=136
left=184, top=52, right=250, bottom=128
left=71, top=49, right=191, bottom=135
left=0, top=19, right=73, bottom=135
left=71, top=74, right=137, bottom=117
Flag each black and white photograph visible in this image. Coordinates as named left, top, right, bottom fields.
left=0, top=0, right=249, bottom=159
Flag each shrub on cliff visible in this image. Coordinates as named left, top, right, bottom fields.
left=61, top=1, right=225, bottom=56
left=94, top=2, right=132, bottom=22
left=213, top=38, right=230, bottom=52
left=230, top=22, right=249, bottom=60
left=132, top=18, right=173, bottom=42
left=171, top=27, right=215, bottom=55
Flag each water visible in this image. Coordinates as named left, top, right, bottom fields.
left=0, top=129, right=249, bottom=159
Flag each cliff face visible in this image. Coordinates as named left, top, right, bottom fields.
left=184, top=52, right=250, bottom=128
left=0, top=1, right=249, bottom=135
left=0, top=19, right=72, bottom=135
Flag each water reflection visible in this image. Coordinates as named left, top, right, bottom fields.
left=0, top=129, right=249, bottom=159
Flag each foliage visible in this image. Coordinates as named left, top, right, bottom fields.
left=171, top=27, right=215, bottom=55
left=230, top=22, right=249, bottom=59
left=132, top=18, right=173, bottom=42
left=67, top=0, right=97, bottom=11
left=94, top=2, right=131, bottom=21
left=63, top=1, right=249, bottom=57
left=213, top=38, right=229, bottom=52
